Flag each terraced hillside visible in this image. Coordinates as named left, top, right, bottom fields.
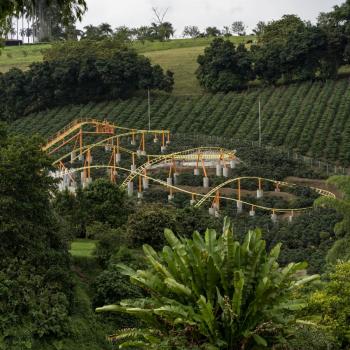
left=11, top=77, right=350, bottom=165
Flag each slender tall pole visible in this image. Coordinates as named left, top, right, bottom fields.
left=258, top=98, right=262, bottom=147
left=148, top=88, right=151, bottom=131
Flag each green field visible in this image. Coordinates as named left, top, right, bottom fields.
left=11, top=77, right=350, bottom=165
left=70, top=239, right=97, bottom=257
left=0, top=36, right=253, bottom=94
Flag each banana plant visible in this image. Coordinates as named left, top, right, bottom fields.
left=97, top=217, right=318, bottom=349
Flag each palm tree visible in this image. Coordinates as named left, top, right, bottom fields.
left=97, top=218, right=317, bottom=349
left=98, top=22, right=113, bottom=37
left=1, top=0, right=87, bottom=22
left=315, top=175, right=350, bottom=263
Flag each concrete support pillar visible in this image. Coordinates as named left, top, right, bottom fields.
left=78, top=154, right=84, bottom=162
left=257, top=189, right=264, bottom=199
left=161, top=146, right=167, bottom=153
left=137, top=192, right=143, bottom=200
left=194, top=168, right=200, bottom=176
left=142, top=177, right=149, bottom=190
left=216, top=163, right=222, bottom=177
left=271, top=213, right=278, bottom=223
left=131, top=164, right=137, bottom=172
left=141, top=150, right=147, bottom=156
left=131, top=139, right=136, bottom=146
left=70, top=151, right=76, bottom=164
left=288, top=215, right=293, bottom=223
left=236, top=200, right=243, bottom=214
left=127, top=181, right=134, bottom=197
left=153, top=137, right=158, bottom=143
left=115, top=153, right=121, bottom=163
left=203, top=177, right=210, bottom=188
left=168, top=194, right=174, bottom=202
left=190, top=199, right=196, bottom=206
left=80, top=171, right=85, bottom=184
left=230, top=160, right=236, bottom=169
left=223, top=167, right=229, bottom=178
left=209, top=207, right=215, bottom=216
left=249, top=209, right=256, bottom=217
left=167, top=177, right=173, bottom=186
left=173, top=173, right=179, bottom=185
left=136, top=149, right=142, bottom=157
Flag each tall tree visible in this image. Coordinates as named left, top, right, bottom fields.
left=183, top=25, right=201, bottom=38
left=231, top=20, right=247, bottom=36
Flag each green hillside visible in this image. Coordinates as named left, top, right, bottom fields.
left=0, top=36, right=252, bottom=94
left=11, top=77, right=350, bottom=165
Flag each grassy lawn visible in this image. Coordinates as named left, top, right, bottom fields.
left=145, top=46, right=205, bottom=95
left=0, top=43, right=48, bottom=72
left=70, top=239, right=98, bottom=258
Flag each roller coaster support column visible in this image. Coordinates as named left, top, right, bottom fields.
left=237, top=179, right=243, bottom=213
left=257, top=178, right=264, bottom=198
left=288, top=211, right=294, bottom=223
left=190, top=193, right=196, bottom=206
left=131, top=153, right=136, bottom=171
left=223, top=164, right=229, bottom=178
left=142, top=170, right=149, bottom=190
left=168, top=187, right=174, bottom=202
left=70, top=149, right=77, bottom=164
left=128, top=181, right=134, bottom=197
left=115, top=137, right=121, bottom=163
left=216, top=162, right=222, bottom=177
left=271, top=210, right=278, bottom=223
left=230, top=158, right=236, bottom=169
left=109, top=147, right=117, bottom=183
left=137, top=176, right=143, bottom=200
left=249, top=205, right=256, bottom=217
left=167, top=131, right=171, bottom=145
left=131, top=131, right=136, bottom=146
left=78, top=128, right=84, bottom=161
left=194, top=153, right=200, bottom=175
left=202, top=159, right=209, bottom=188
left=161, top=131, right=167, bottom=153
left=141, top=133, right=146, bottom=156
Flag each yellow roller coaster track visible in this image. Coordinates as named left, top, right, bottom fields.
left=61, top=165, right=335, bottom=213
left=43, top=118, right=170, bottom=152
left=194, top=176, right=336, bottom=209
left=120, top=147, right=237, bottom=188
left=47, top=120, right=336, bottom=216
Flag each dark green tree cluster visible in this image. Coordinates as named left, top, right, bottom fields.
left=197, top=39, right=254, bottom=92
left=54, top=178, right=131, bottom=238
left=0, top=124, right=74, bottom=348
left=0, top=47, right=174, bottom=121
left=197, top=3, right=350, bottom=92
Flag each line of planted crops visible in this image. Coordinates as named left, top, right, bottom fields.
left=11, top=77, right=350, bottom=165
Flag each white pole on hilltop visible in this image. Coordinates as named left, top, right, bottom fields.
left=258, top=97, right=262, bottom=147
left=148, top=88, right=151, bottom=131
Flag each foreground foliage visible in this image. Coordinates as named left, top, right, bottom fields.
left=0, top=125, right=73, bottom=348
left=307, top=261, right=350, bottom=348
left=315, top=176, right=350, bottom=263
left=97, top=218, right=317, bottom=349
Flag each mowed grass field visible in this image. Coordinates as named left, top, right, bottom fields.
left=70, top=239, right=97, bottom=257
left=0, top=36, right=253, bottom=94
